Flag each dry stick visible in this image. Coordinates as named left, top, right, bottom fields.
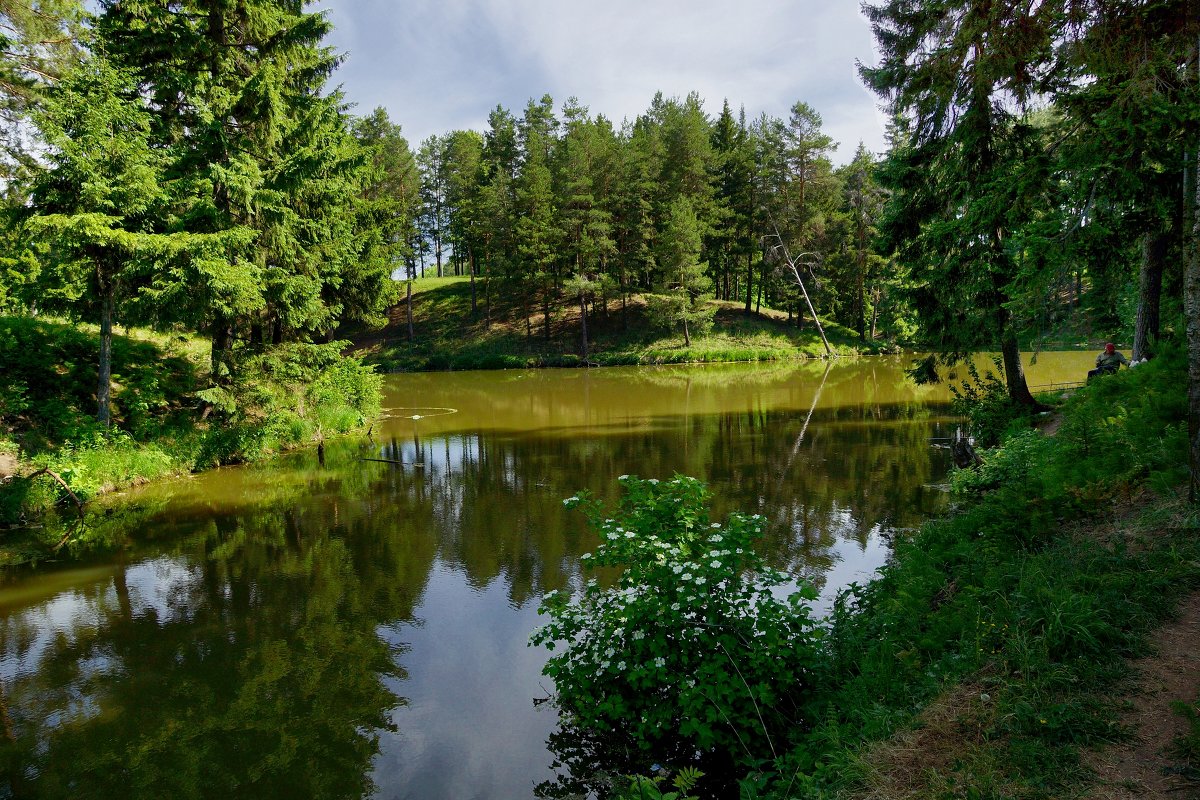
left=716, top=640, right=778, bottom=761
left=766, top=225, right=833, bottom=357
left=697, top=686, right=757, bottom=765
left=22, top=467, right=87, bottom=551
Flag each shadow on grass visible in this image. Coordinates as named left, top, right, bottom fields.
left=0, top=316, right=203, bottom=448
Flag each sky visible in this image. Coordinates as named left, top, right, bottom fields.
left=313, top=0, right=889, bottom=165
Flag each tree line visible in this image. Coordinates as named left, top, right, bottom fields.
left=0, top=0, right=409, bottom=427
left=403, top=94, right=903, bottom=353
left=2, top=0, right=1197, bottom=494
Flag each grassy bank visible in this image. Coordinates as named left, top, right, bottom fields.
left=345, top=277, right=888, bottom=371
left=0, top=315, right=381, bottom=563
left=766, top=345, right=1198, bottom=797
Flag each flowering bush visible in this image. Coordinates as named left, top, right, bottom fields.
left=531, top=475, right=820, bottom=772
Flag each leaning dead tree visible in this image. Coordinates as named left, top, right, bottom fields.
left=765, top=229, right=833, bottom=357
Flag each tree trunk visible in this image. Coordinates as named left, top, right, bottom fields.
left=271, top=317, right=283, bottom=345
left=856, top=262, right=866, bottom=342
left=745, top=253, right=753, bottom=315
left=579, top=292, right=589, bottom=359
left=406, top=281, right=414, bottom=342
left=683, top=315, right=691, bottom=347
left=1133, top=230, right=1168, bottom=361
left=1188, top=143, right=1200, bottom=501
left=211, top=315, right=234, bottom=384
left=755, top=255, right=766, bottom=314
left=1000, top=320, right=1043, bottom=409
left=469, top=250, right=478, bottom=314
left=97, top=280, right=114, bottom=427
left=1187, top=28, right=1200, bottom=501
left=870, top=288, right=881, bottom=340
left=484, top=273, right=492, bottom=328
left=249, top=321, right=263, bottom=345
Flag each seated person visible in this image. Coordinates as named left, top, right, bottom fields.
left=1087, top=342, right=1129, bottom=381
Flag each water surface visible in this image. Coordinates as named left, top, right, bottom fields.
left=0, top=354, right=1092, bottom=798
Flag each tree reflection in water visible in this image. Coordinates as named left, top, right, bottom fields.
left=0, top=360, right=971, bottom=798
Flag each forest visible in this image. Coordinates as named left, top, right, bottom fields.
left=0, top=2, right=1193, bottom=444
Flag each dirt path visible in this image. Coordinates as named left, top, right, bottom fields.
left=1085, top=591, right=1200, bottom=799
left=0, top=453, right=16, bottom=480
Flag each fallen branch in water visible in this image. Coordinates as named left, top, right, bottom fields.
left=21, top=468, right=87, bottom=550
left=360, top=457, right=417, bottom=466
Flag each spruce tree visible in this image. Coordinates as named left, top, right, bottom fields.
left=861, top=0, right=1053, bottom=406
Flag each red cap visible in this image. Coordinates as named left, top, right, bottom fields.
left=1104, top=343, right=1115, bottom=353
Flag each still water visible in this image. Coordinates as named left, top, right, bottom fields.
left=0, top=354, right=1091, bottom=799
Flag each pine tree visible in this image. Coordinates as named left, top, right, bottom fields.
left=556, top=98, right=615, bottom=349
left=710, top=100, right=755, bottom=307
left=652, top=196, right=714, bottom=345
left=97, top=0, right=349, bottom=376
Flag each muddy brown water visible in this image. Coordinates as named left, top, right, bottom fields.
left=0, top=353, right=1094, bottom=798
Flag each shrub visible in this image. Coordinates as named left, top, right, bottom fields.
left=949, top=356, right=1027, bottom=448
left=531, top=475, right=820, bottom=778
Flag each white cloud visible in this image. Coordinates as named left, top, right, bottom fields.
left=317, top=0, right=887, bottom=161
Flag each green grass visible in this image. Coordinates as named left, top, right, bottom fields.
left=344, top=278, right=888, bottom=372
left=743, top=342, right=1199, bottom=799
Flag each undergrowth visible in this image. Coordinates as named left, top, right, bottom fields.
left=766, top=342, right=1197, bottom=798
left=0, top=316, right=382, bottom=559
left=345, top=279, right=883, bottom=372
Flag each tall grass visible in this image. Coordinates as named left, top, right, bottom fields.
left=743, top=342, right=1200, bottom=798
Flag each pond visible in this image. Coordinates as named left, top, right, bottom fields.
left=0, top=353, right=1092, bottom=798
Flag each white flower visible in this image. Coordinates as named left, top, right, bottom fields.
left=672, top=565, right=683, bottom=574
left=581, top=553, right=592, bottom=560
left=670, top=602, right=681, bottom=611
left=681, top=573, right=693, bottom=581
left=618, top=474, right=629, bottom=480
left=695, top=576, right=707, bottom=585
left=709, top=550, right=721, bottom=557
left=617, top=661, right=627, bottom=671
left=607, top=532, right=619, bottom=540
left=710, top=523, right=721, bottom=529
left=710, top=560, right=721, bottom=568
left=648, top=478, right=659, bottom=484
left=654, top=657, right=667, bottom=668
left=625, top=531, right=636, bottom=539
left=632, top=630, right=645, bottom=641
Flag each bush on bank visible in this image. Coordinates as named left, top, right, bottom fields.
left=533, top=476, right=820, bottom=792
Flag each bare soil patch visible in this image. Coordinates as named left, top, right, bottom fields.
left=853, top=681, right=1002, bottom=800
left=0, top=453, right=17, bottom=480
left=1084, top=591, right=1200, bottom=799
